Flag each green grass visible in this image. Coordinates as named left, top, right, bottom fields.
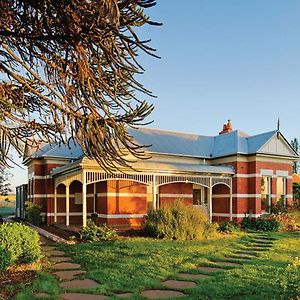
left=15, top=231, right=300, bottom=299
left=0, top=206, right=15, bottom=217
left=14, top=272, right=60, bottom=300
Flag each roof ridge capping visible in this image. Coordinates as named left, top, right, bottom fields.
left=131, top=126, right=212, bottom=137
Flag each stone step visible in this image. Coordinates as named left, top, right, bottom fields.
left=59, top=279, right=100, bottom=289
left=53, top=270, right=86, bottom=280
left=250, top=240, right=273, bottom=246
left=45, top=250, right=67, bottom=257
left=245, top=247, right=268, bottom=251
left=49, top=256, right=73, bottom=263
left=51, top=262, right=81, bottom=270
left=198, top=266, right=226, bottom=273
left=178, top=273, right=210, bottom=280
left=41, top=246, right=56, bottom=252
left=60, top=293, right=109, bottom=300
left=231, top=253, right=256, bottom=258
left=212, top=261, right=242, bottom=267
left=235, top=250, right=259, bottom=255
left=162, top=279, right=197, bottom=289
left=141, top=290, right=186, bottom=299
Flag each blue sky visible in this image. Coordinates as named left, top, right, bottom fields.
left=9, top=0, right=300, bottom=189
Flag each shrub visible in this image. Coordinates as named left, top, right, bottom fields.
left=241, top=216, right=280, bottom=232
left=79, top=219, right=117, bottom=242
left=0, top=247, right=11, bottom=272
left=278, top=257, right=300, bottom=299
left=274, top=214, right=300, bottom=231
left=255, top=218, right=280, bottom=231
left=272, top=198, right=288, bottom=215
left=25, top=201, right=43, bottom=226
left=240, top=217, right=256, bottom=230
left=218, top=220, right=240, bottom=233
left=0, top=222, right=41, bottom=263
left=144, top=200, right=217, bottom=240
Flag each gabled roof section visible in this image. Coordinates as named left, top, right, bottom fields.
left=24, top=140, right=83, bottom=164
left=257, top=131, right=298, bottom=157
left=247, top=130, right=277, bottom=153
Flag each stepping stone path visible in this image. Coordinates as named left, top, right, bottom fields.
left=37, top=237, right=107, bottom=300
left=213, top=261, right=241, bottom=267
left=53, top=270, right=87, bottom=281
left=198, top=266, right=226, bottom=273
left=35, top=233, right=275, bottom=299
left=59, top=279, right=100, bottom=289
left=49, top=256, right=73, bottom=263
left=45, top=250, right=67, bottom=256
left=162, top=279, right=197, bottom=289
left=50, top=262, right=81, bottom=270
left=178, top=273, right=209, bottom=280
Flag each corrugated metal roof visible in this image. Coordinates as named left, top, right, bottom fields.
left=128, top=127, right=278, bottom=158
left=28, top=127, right=280, bottom=161
left=30, top=141, right=83, bottom=159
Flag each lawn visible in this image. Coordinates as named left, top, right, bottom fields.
left=15, top=231, right=300, bottom=299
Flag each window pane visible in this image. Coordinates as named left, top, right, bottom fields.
left=261, top=177, right=270, bottom=195
left=193, top=189, right=201, bottom=205
left=277, top=177, right=284, bottom=195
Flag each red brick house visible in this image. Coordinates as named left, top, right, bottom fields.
left=19, top=121, right=298, bottom=229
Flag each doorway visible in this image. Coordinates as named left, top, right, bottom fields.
left=193, top=184, right=208, bottom=214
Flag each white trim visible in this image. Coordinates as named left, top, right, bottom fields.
left=46, top=212, right=145, bottom=219
left=30, top=193, right=95, bottom=199
left=276, top=170, right=289, bottom=177
left=97, top=192, right=147, bottom=197
left=261, top=169, right=274, bottom=176
left=212, top=213, right=261, bottom=218
left=34, top=175, right=52, bottom=180
left=159, top=193, right=193, bottom=198
left=233, top=173, right=261, bottom=178
left=82, top=170, right=87, bottom=227
left=213, top=194, right=261, bottom=198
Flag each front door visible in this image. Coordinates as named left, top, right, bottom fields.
left=193, top=186, right=208, bottom=214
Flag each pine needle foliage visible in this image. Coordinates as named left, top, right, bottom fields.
left=0, top=0, right=161, bottom=170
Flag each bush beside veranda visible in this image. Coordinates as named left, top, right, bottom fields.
left=25, top=201, right=43, bottom=226
left=241, top=216, right=280, bottom=232
left=218, top=220, right=240, bottom=233
left=0, top=222, right=41, bottom=264
left=79, top=219, right=118, bottom=242
left=144, top=200, right=217, bottom=240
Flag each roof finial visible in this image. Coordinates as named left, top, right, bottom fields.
left=277, top=118, right=280, bottom=132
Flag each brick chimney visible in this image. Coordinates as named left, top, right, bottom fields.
left=219, top=120, right=233, bottom=135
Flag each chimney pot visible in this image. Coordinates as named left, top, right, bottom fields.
left=219, top=120, right=233, bottom=135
